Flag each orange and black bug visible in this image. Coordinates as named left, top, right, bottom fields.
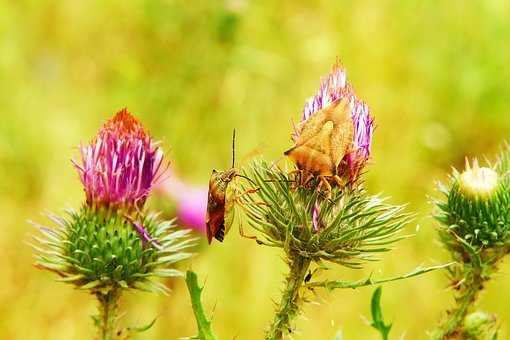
left=206, top=166, right=236, bottom=243
left=205, top=130, right=258, bottom=244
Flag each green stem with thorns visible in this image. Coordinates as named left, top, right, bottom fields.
left=266, top=255, right=312, bottom=340
left=96, top=289, right=120, bottom=340
left=433, top=263, right=486, bottom=339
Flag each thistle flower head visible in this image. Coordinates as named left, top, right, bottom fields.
left=74, top=109, right=164, bottom=211
left=242, top=160, right=411, bottom=268
left=435, top=153, right=510, bottom=251
left=34, top=110, right=193, bottom=294
left=292, top=60, right=374, bottom=182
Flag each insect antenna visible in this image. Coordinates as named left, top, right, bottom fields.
left=232, top=129, right=236, bottom=168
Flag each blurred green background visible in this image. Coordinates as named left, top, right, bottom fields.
left=1, top=1, right=510, bottom=339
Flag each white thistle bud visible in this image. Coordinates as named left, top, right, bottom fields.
left=459, top=158, right=498, bottom=198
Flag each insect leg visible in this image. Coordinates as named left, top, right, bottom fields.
left=302, top=171, right=314, bottom=187
left=238, top=222, right=258, bottom=240
left=318, top=175, right=332, bottom=197
left=238, top=188, right=260, bottom=197
left=233, top=202, right=259, bottom=241
left=331, top=175, right=343, bottom=187
left=287, top=169, right=302, bottom=189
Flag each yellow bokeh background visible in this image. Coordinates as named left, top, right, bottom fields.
left=1, top=1, right=510, bottom=339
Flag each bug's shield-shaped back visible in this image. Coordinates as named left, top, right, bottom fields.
left=285, top=98, right=354, bottom=176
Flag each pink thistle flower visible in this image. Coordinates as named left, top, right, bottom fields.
left=156, top=170, right=207, bottom=235
left=296, top=60, right=374, bottom=182
left=300, top=62, right=349, bottom=124
left=74, top=109, right=165, bottom=211
left=337, top=99, right=374, bottom=181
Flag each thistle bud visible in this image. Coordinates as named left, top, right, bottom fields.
left=34, top=209, right=189, bottom=292
left=436, top=158, right=510, bottom=249
left=459, top=159, right=498, bottom=198
left=74, top=109, right=164, bottom=212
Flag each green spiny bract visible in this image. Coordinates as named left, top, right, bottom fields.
left=434, top=157, right=510, bottom=281
left=241, top=159, right=412, bottom=268
left=33, top=207, right=194, bottom=294
left=436, top=171, right=510, bottom=252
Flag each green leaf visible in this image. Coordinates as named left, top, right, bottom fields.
left=185, top=270, right=217, bottom=340
left=126, top=317, right=158, bottom=334
left=305, top=263, right=453, bottom=290
left=370, top=287, right=392, bottom=340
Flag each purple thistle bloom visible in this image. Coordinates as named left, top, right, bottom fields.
left=297, top=60, right=374, bottom=182
left=74, top=109, right=165, bottom=211
left=300, top=62, right=349, bottom=123
left=338, top=98, right=374, bottom=181
left=156, top=171, right=207, bottom=235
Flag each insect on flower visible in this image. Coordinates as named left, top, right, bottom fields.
left=206, top=130, right=258, bottom=244
left=285, top=61, right=374, bottom=193
left=285, top=98, right=354, bottom=192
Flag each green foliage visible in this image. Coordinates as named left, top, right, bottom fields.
left=185, top=270, right=217, bottom=340
left=33, top=207, right=194, bottom=293
left=306, top=263, right=452, bottom=291
left=242, top=159, right=413, bottom=268
left=370, top=287, right=392, bottom=340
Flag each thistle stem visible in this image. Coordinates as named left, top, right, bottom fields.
left=266, top=255, right=311, bottom=340
left=434, top=264, right=485, bottom=339
left=185, top=271, right=217, bottom=340
left=96, top=289, right=120, bottom=340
